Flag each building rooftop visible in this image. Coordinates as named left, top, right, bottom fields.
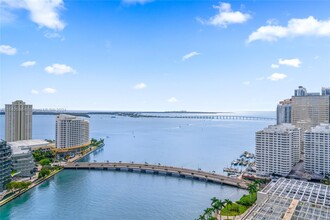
left=10, top=145, right=31, bottom=155
left=244, top=178, right=330, bottom=219
left=258, top=123, right=298, bottom=133
left=261, top=178, right=330, bottom=206
left=7, top=139, right=51, bottom=149
left=57, top=114, right=89, bottom=121
left=309, top=123, right=330, bottom=133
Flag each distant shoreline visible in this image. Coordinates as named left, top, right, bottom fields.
left=0, top=111, right=233, bottom=118
left=0, top=111, right=276, bottom=120
left=0, top=111, right=231, bottom=114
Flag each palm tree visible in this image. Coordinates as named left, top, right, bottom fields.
left=211, top=197, right=225, bottom=220
left=247, top=182, right=258, bottom=200
left=224, top=199, right=233, bottom=220
left=196, top=213, right=206, bottom=220
left=253, top=180, right=262, bottom=189
left=204, top=207, right=215, bottom=219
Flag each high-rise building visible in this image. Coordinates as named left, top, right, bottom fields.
left=276, top=99, right=291, bottom=125
left=322, top=87, right=330, bottom=96
left=55, top=114, right=90, bottom=149
left=304, top=124, right=330, bottom=177
left=294, top=86, right=307, bottom=97
left=5, top=100, right=33, bottom=142
left=291, top=95, right=329, bottom=132
left=0, top=140, right=12, bottom=192
left=8, top=143, right=35, bottom=177
left=256, top=124, right=301, bottom=177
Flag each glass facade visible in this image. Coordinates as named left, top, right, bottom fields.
left=0, top=140, right=12, bottom=192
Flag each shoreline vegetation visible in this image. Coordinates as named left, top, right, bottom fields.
left=0, top=139, right=104, bottom=207
left=196, top=180, right=265, bottom=220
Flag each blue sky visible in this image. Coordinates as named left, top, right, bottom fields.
left=0, top=0, right=329, bottom=111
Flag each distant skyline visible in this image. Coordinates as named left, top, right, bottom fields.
left=1, top=0, right=329, bottom=111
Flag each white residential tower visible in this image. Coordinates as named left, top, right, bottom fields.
left=256, top=124, right=301, bottom=177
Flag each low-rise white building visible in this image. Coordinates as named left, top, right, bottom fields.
left=10, top=145, right=35, bottom=177
left=304, top=123, right=330, bottom=177
left=256, top=124, right=301, bottom=177
left=8, top=139, right=53, bottom=152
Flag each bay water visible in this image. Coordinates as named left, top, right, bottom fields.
left=0, top=112, right=273, bottom=219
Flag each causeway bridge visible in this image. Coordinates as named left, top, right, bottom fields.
left=64, top=162, right=251, bottom=189
left=146, top=115, right=275, bottom=121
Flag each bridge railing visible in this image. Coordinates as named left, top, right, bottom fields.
left=64, top=162, right=251, bottom=189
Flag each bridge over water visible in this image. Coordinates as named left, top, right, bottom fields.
left=64, top=162, right=251, bottom=189
left=145, top=115, right=275, bottom=121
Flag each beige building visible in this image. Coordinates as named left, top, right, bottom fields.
left=304, top=124, right=330, bottom=177
left=256, top=124, right=301, bottom=177
left=291, top=95, right=329, bottom=132
left=5, top=100, right=33, bottom=142
left=55, top=114, right=90, bottom=149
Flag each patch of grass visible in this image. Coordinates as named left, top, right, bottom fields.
left=236, top=192, right=257, bottom=206
left=221, top=192, right=257, bottom=216
left=221, top=203, right=248, bottom=216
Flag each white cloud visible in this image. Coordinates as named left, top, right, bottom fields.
left=278, top=58, right=302, bottom=68
left=271, top=64, right=279, bottom=69
left=133, top=83, right=147, bottom=90
left=44, top=31, right=65, bottom=40
left=31, top=89, right=39, bottom=95
left=248, top=16, right=330, bottom=43
left=122, top=0, right=153, bottom=4
left=182, top=51, right=200, bottom=61
left=242, top=81, right=250, bottom=86
left=267, top=73, right=287, bottom=81
left=45, top=64, right=76, bottom=75
left=21, top=60, right=36, bottom=67
left=168, top=97, right=178, bottom=103
left=1, top=0, right=65, bottom=31
left=0, top=44, right=17, bottom=55
left=198, top=2, right=251, bottom=28
left=266, top=18, right=279, bottom=25
left=42, top=88, right=56, bottom=94
left=0, top=6, right=16, bottom=23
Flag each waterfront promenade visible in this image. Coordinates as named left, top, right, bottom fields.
left=64, top=162, right=251, bottom=189
left=0, top=143, right=104, bottom=207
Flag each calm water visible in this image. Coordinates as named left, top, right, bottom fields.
left=0, top=112, right=274, bottom=220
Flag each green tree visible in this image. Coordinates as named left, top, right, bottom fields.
left=6, top=181, right=31, bottom=192
left=19, top=182, right=31, bottom=190
left=38, top=168, right=51, bottom=179
left=224, top=199, right=233, bottom=220
left=32, top=149, right=55, bottom=162
left=211, top=197, right=225, bottom=220
left=196, top=214, right=206, bottom=220
left=247, top=182, right=258, bottom=199
left=204, top=207, right=216, bottom=220
left=6, top=182, right=14, bottom=192
left=40, top=158, right=51, bottom=166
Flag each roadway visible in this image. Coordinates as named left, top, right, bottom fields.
left=64, top=162, right=251, bottom=189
